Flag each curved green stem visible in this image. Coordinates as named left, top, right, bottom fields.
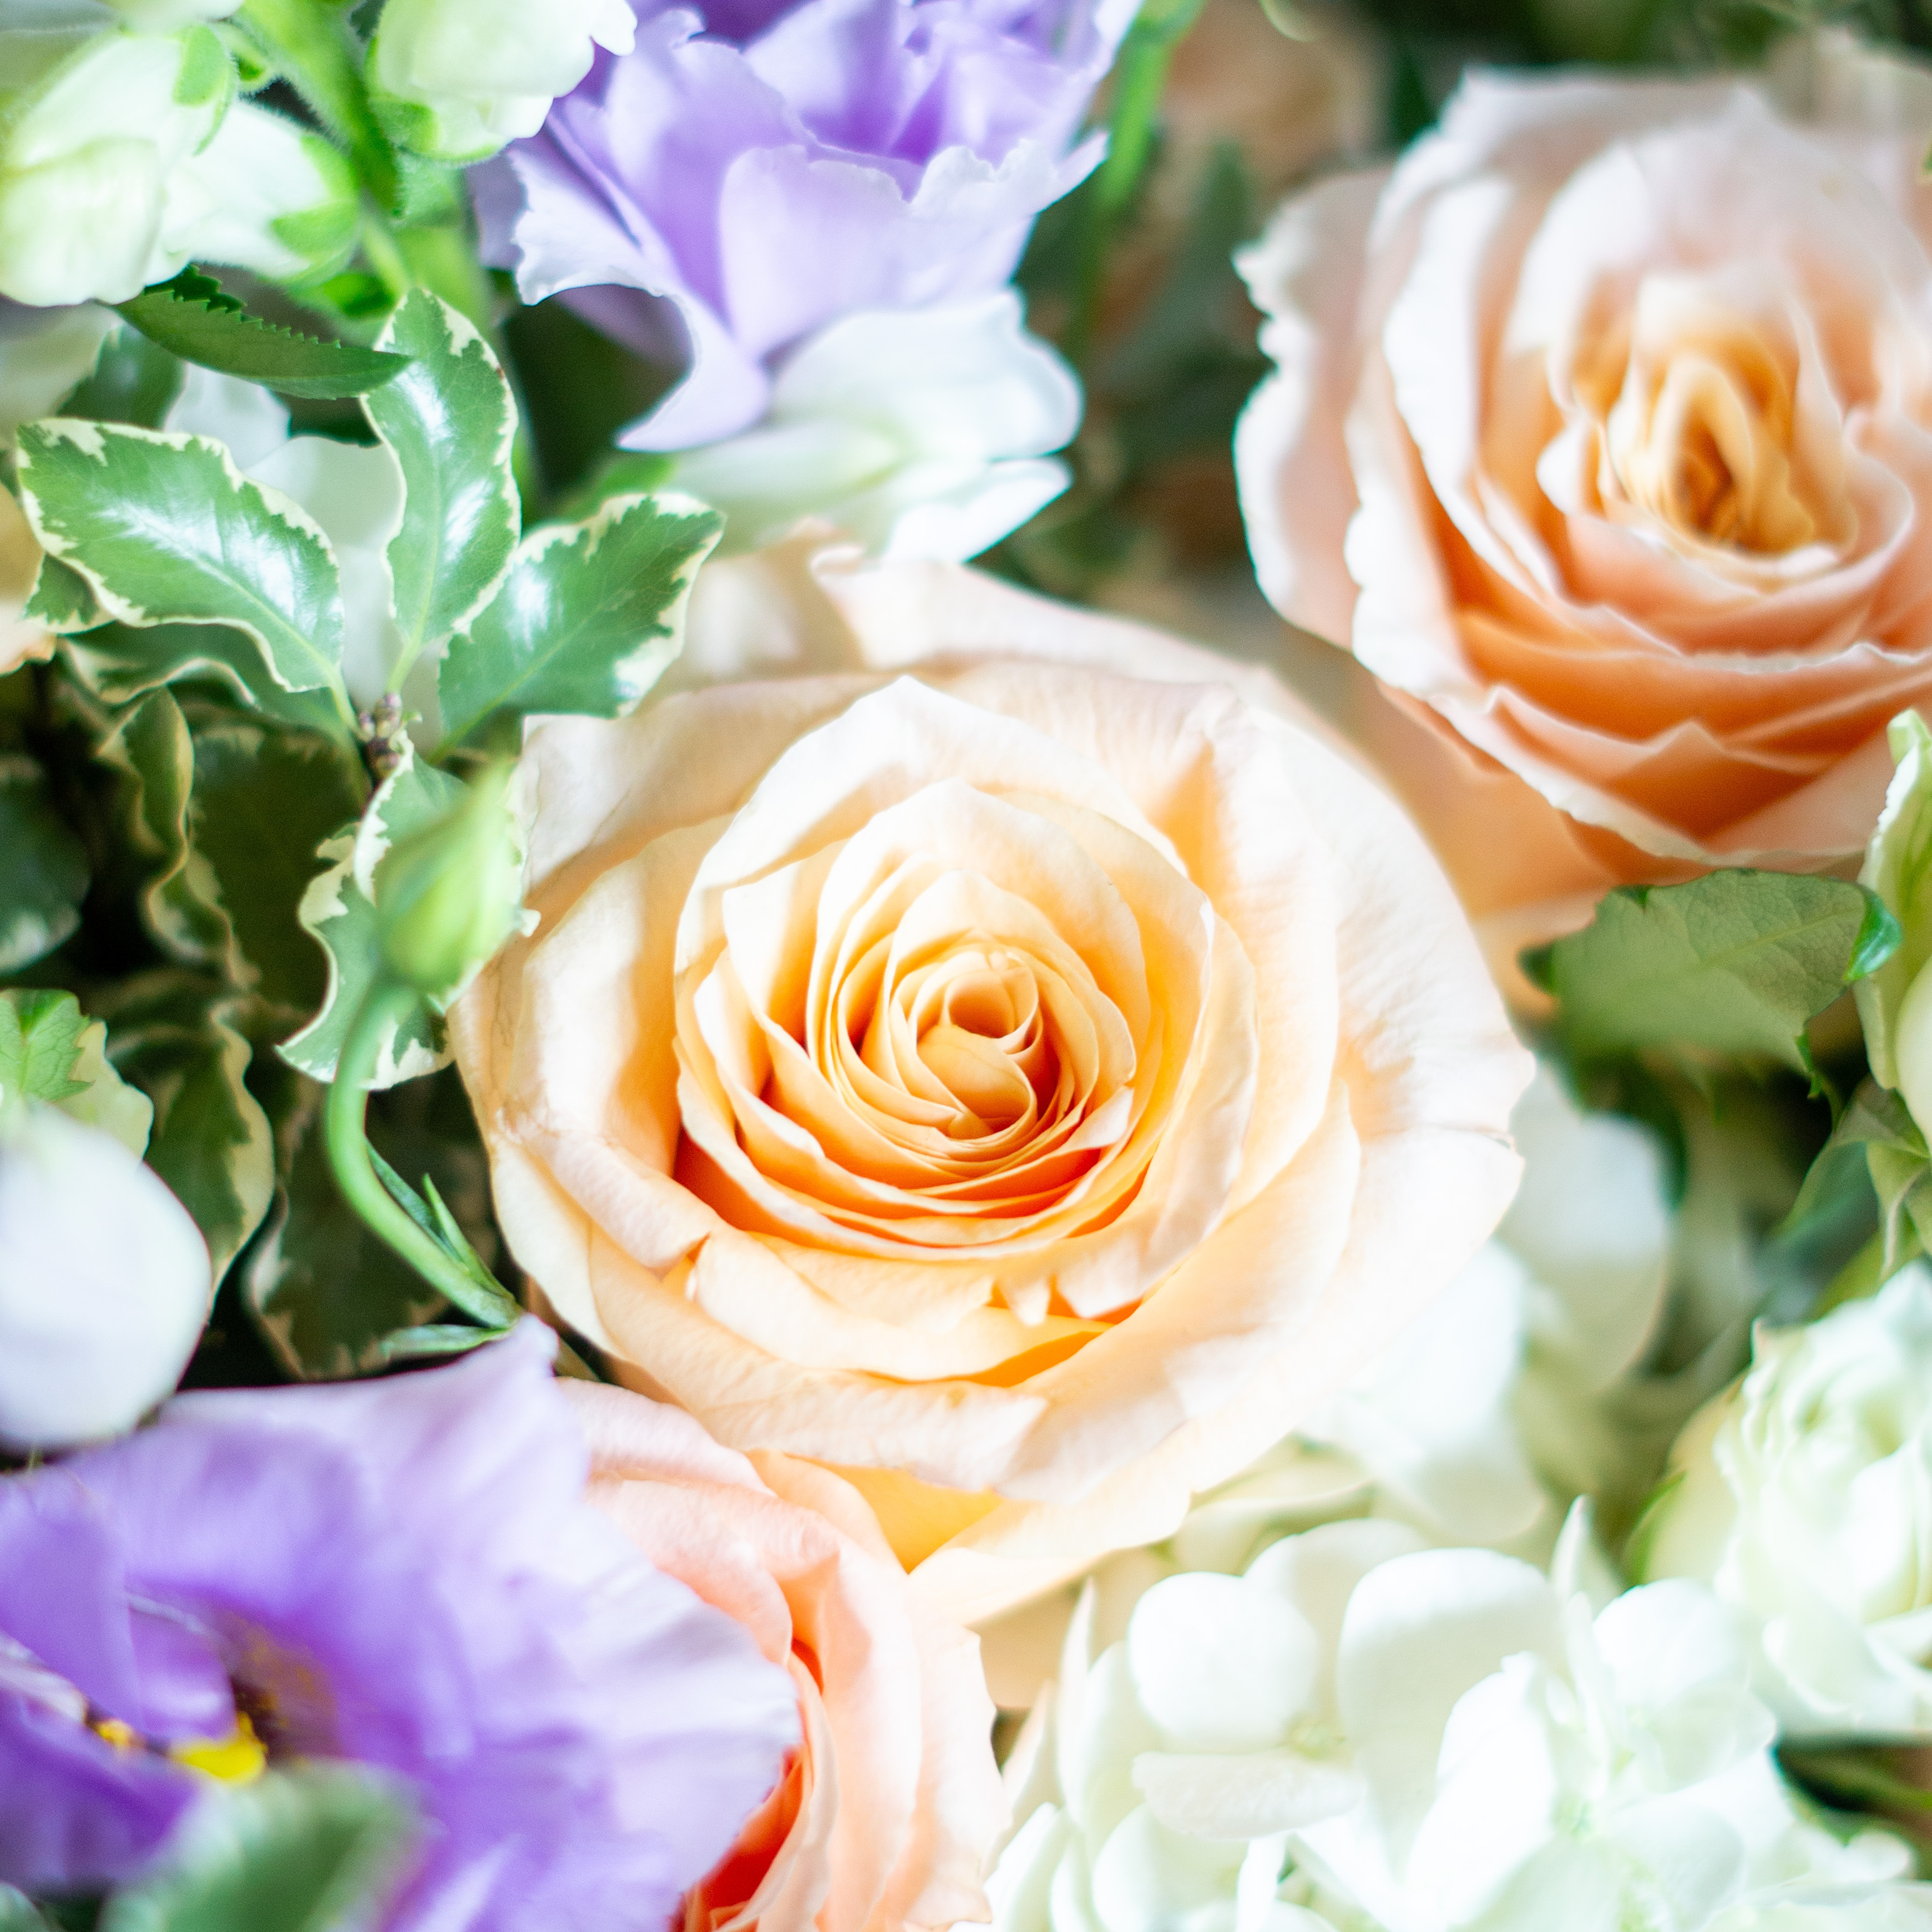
left=324, top=976, right=477, bottom=1304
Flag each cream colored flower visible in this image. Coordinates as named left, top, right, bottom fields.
left=1234, top=47, right=1932, bottom=948
left=452, top=547, right=1529, bottom=1622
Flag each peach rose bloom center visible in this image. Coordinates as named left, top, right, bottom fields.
left=455, top=556, right=1529, bottom=1619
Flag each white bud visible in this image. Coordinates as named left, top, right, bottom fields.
left=369, top=0, right=636, bottom=161
left=1897, top=959, right=1932, bottom=1141
left=667, top=293, right=1081, bottom=563
left=0, top=1103, right=211, bottom=1449
left=166, top=100, right=358, bottom=284
left=0, top=25, right=231, bottom=306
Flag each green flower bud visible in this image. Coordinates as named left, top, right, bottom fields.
left=374, top=761, right=527, bottom=1006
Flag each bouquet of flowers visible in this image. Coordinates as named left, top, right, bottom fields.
left=11, top=0, right=1932, bottom=1926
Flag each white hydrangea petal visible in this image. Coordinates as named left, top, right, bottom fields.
left=1127, top=1572, right=1319, bottom=1753
left=1335, top=1548, right=1565, bottom=1861
left=164, top=362, right=291, bottom=468
left=1090, top=1807, right=1245, bottom=1932
left=1134, top=1748, right=1360, bottom=1840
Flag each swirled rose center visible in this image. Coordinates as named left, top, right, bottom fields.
left=1586, top=272, right=1850, bottom=557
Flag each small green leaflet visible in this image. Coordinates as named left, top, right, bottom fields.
left=115, top=269, right=411, bottom=401
left=16, top=421, right=351, bottom=716
left=0, top=990, right=90, bottom=1106
left=280, top=739, right=463, bottom=1088
left=1524, top=871, right=1901, bottom=1072
left=100, top=972, right=274, bottom=1287
left=0, top=754, right=89, bottom=973
left=1787, top=1079, right=1932, bottom=1278
left=436, top=490, right=721, bottom=754
left=100, top=1764, right=415, bottom=1932
left=1856, top=710, right=1932, bottom=1091
left=365, top=290, right=519, bottom=682
left=0, top=1891, right=52, bottom=1932
left=188, top=723, right=367, bottom=1026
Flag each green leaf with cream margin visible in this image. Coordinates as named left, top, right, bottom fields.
left=99, top=971, right=274, bottom=1286
left=435, top=490, right=721, bottom=754
left=15, top=420, right=353, bottom=723
left=280, top=740, right=466, bottom=1089
left=0, top=754, right=89, bottom=972
left=1856, top=711, right=1932, bottom=1092
left=365, top=290, right=519, bottom=686
left=0, top=989, right=154, bottom=1153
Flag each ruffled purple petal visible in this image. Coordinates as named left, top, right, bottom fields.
left=0, top=1323, right=798, bottom=1931
left=477, top=0, right=1129, bottom=445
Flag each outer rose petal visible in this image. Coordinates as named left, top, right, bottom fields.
left=452, top=551, right=1529, bottom=1620
left=564, top=1381, right=1005, bottom=1932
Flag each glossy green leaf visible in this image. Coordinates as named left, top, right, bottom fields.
left=101, top=1764, right=414, bottom=1932
left=436, top=491, right=721, bottom=754
left=1527, top=871, right=1902, bottom=1072
left=94, top=688, right=229, bottom=968
left=24, top=554, right=104, bottom=633
left=279, top=739, right=462, bottom=1088
left=1790, top=1078, right=1932, bottom=1276
left=0, top=989, right=89, bottom=1104
left=365, top=290, right=518, bottom=683
left=188, top=723, right=367, bottom=1025
left=66, top=621, right=351, bottom=740
left=17, top=422, right=352, bottom=718
left=99, top=972, right=274, bottom=1286
left=114, top=271, right=410, bottom=401
left=0, top=754, right=89, bottom=972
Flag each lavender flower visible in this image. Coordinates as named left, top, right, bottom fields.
left=0, top=1321, right=798, bottom=1927
left=474, top=0, right=1133, bottom=448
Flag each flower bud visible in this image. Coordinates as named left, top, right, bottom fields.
left=0, top=24, right=232, bottom=307
left=0, top=22, right=352, bottom=307
left=368, top=0, right=635, bottom=162
left=0, top=1101, right=211, bottom=1449
left=374, top=762, right=527, bottom=1005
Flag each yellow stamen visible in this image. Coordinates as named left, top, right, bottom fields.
left=169, top=1711, right=267, bottom=1785
left=90, top=1718, right=139, bottom=1752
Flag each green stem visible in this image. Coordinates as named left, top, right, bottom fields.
left=324, top=976, right=480, bottom=1305
left=1064, top=0, right=1207, bottom=371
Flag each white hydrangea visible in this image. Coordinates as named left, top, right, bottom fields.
left=978, top=1512, right=1912, bottom=1932
left=1643, top=1266, right=1932, bottom=1738
left=668, top=294, right=1082, bottom=565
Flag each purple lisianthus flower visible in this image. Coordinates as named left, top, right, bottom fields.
left=0, top=1321, right=798, bottom=1928
left=474, top=0, right=1134, bottom=448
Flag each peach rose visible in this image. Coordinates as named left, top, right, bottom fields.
left=564, top=1379, right=1004, bottom=1932
left=0, top=485, right=54, bottom=677
left=451, top=547, right=1530, bottom=1622
left=1234, top=46, right=1932, bottom=948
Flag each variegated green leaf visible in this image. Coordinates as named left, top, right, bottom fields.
left=68, top=620, right=353, bottom=740
left=95, top=687, right=229, bottom=967
left=15, top=421, right=353, bottom=721
left=366, top=290, right=519, bottom=682
left=279, top=738, right=463, bottom=1088
left=188, top=723, right=368, bottom=1027
left=435, top=491, right=721, bottom=754
left=0, top=754, right=89, bottom=972
left=99, top=971, right=274, bottom=1285
left=25, top=553, right=105, bottom=632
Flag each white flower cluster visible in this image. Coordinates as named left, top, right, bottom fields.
left=971, top=1067, right=1932, bottom=1932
